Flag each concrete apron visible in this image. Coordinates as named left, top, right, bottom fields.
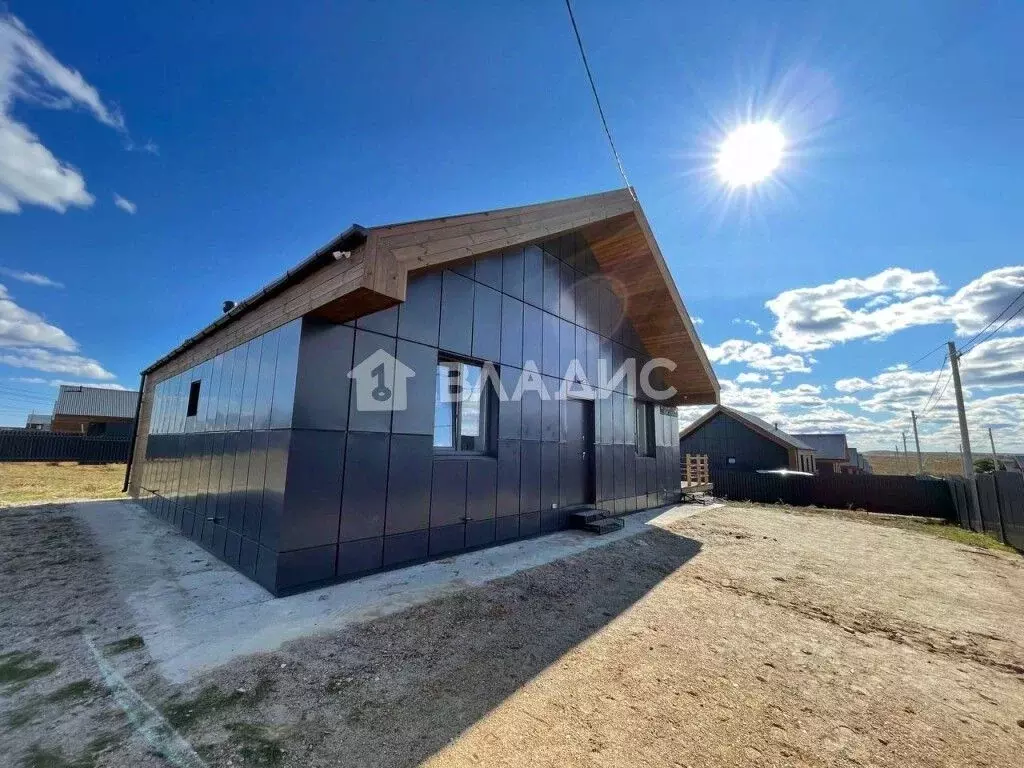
left=75, top=500, right=716, bottom=683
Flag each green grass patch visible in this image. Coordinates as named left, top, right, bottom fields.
left=102, top=635, right=144, bottom=655
left=162, top=684, right=245, bottom=729
left=0, top=651, right=58, bottom=688
left=225, top=722, right=285, bottom=766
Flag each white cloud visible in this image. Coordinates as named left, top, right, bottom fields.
left=0, top=14, right=124, bottom=214
left=959, top=335, right=1024, bottom=390
left=0, top=267, right=62, bottom=288
left=732, top=318, right=764, bottom=335
left=9, top=375, right=45, bottom=384
left=735, top=372, right=768, bottom=384
left=704, top=339, right=811, bottom=374
left=947, top=266, right=1024, bottom=337
left=0, top=348, right=114, bottom=380
left=0, top=283, right=76, bottom=349
left=690, top=315, right=703, bottom=325
left=113, top=193, right=136, bottom=214
left=767, top=268, right=947, bottom=352
left=767, top=266, right=1024, bottom=353
left=47, top=379, right=126, bottom=389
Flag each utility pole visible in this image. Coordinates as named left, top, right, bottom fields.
left=910, top=410, right=924, bottom=474
left=902, top=431, right=910, bottom=474
left=948, top=341, right=981, bottom=524
left=989, top=427, right=999, bottom=471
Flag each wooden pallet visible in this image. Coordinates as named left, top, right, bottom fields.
left=684, top=453, right=710, bottom=485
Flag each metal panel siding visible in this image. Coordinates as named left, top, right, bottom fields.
left=439, top=270, right=474, bottom=356
left=498, top=388, right=521, bottom=440
left=227, top=430, right=252, bottom=532
left=293, top=319, right=354, bottom=431
left=522, top=304, right=543, bottom=371
left=383, top=530, right=429, bottom=566
left=521, top=387, right=542, bottom=442
left=559, top=318, right=575, bottom=376
left=280, top=429, right=345, bottom=551
left=348, top=330, right=397, bottom=433
left=430, top=459, right=467, bottom=528
left=385, top=434, right=433, bottom=534
left=679, top=411, right=789, bottom=471
left=466, top=459, right=497, bottom=521
left=496, top=439, right=521, bottom=517
left=397, top=272, right=442, bottom=347
left=475, top=252, right=503, bottom=291
left=540, top=442, right=559, bottom=510
left=269, top=320, right=301, bottom=430
left=392, top=340, right=436, bottom=436
left=541, top=376, right=560, bottom=442
left=472, top=282, right=502, bottom=361
left=522, top=245, right=544, bottom=308
left=53, top=385, right=139, bottom=419
left=258, top=429, right=291, bottom=549
left=542, top=251, right=561, bottom=315
left=502, top=247, right=524, bottom=300
left=238, top=337, right=262, bottom=432
left=500, top=295, right=524, bottom=367
left=519, top=441, right=541, bottom=514
left=542, top=312, right=560, bottom=375
left=338, top=538, right=383, bottom=577
left=243, top=430, right=269, bottom=541
left=356, top=304, right=399, bottom=336
left=559, top=262, right=576, bottom=322
left=253, top=328, right=279, bottom=430
left=339, top=431, right=389, bottom=542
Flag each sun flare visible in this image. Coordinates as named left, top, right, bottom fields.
left=717, top=121, right=785, bottom=187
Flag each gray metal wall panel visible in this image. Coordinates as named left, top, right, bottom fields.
left=541, top=375, right=560, bottom=442
left=430, top=459, right=467, bottom=527
left=500, top=295, right=524, bottom=368
left=496, top=439, right=521, bottom=517
left=466, top=459, right=497, bottom=522
left=429, top=523, right=465, bottom=556
left=280, top=429, right=345, bottom=551
left=277, top=545, right=337, bottom=591
left=253, top=328, right=279, bottom=431
left=392, top=340, right=436, bottom=436
left=540, top=442, right=559, bottom=510
left=397, top=272, right=442, bottom=347
left=472, top=283, right=502, bottom=361
left=347, top=330, right=397, bottom=433
left=541, top=312, right=560, bottom=375
left=385, top=434, right=432, bottom=534
left=258, top=429, right=291, bottom=549
left=502, top=247, right=524, bottom=300
left=227, top=431, right=252, bottom=532
left=383, top=530, right=429, bottom=566
left=269, top=320, right=301, bottom=430
left=522, top=304, right=543, bottom=371
left=215, top=432, right=238, bottom=528
left=356, top=305, right=399, bottom=336
left=559, top=262, right=576, bottom=323
left=242, top=430, right=269, bottom=541
left=475, top=252, right=503, bottom=291
left=337, top=538, right=383, bottom=577
left=498, top=389, right=521, bottom=441
left=439, top=270, right=474, bottom=355
left=522, top=245, right=544, bottom=308
left=559, top=318, right=575, bottom=376
left=293, top=319, right=354, bottom=432
left=521, top=387, right=542, bottom=442
left=339, top=431, right=389, bottom=542
left=542, top=251, right=561, bottom=315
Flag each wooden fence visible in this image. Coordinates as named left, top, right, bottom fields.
left=709, top=468, right=956, bottom=520
left=948, top=472, right=1024, bottom=551
left=0, top=429, right=130, bottom=463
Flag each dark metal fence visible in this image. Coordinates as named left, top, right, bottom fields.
left=710, top=469, right=956, bottom=520
left=0, top=429, right=130, bottom=463
left=948, top=472, right=1024, bottom=551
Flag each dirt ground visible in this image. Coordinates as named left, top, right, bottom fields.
left=2, top=502, right=1023, bottom=768
left=0, top=462, right=126, bottom=505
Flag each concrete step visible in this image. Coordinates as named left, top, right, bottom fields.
left=583, top=518, right=624, bottom=535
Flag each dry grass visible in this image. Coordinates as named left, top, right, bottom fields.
left=0, top=462, right=125, bottom=505
left=864, top=450, right=964, bottom=477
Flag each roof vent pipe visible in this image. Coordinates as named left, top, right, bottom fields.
left=222, top=300, right=236, bottom=313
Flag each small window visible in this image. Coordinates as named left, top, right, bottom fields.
left=634, top=401, right=656, bottom=457
left=186, top=380, right=201, bottom=418
left=727, top=457, right=736, bottom=465
left=433, top=358, right=490, bottom=452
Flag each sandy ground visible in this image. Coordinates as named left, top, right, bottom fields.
left=0, top=462, right=126, bottom=505
left=2, top=502, right=1023, bottom=767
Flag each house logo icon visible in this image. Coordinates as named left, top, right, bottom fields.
left=348, top=349, right=415, bottom=412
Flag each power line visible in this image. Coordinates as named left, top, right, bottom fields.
left=564, top=0, right=636, bottom=200
left=908, top=341, right=948, bottom=368
left=919, top=354, right=948, bottom=414
left=958, top=287, right=1024, bottom=353
left=961, top=300, right=1024, bottom=357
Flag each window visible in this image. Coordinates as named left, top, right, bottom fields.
left=433, top=358, right=490, bottom=452
left=186, top=380, right=201, bottom=418
left=634, top=401, right=656, bottom=457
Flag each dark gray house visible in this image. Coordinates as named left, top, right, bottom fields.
left=679, top=405, right=816, bottom=473
left=52, top=385, right=139, bottom=437
left=126, top=189, right=719, bottom=595
left=792, top=433, right=849, bottom=475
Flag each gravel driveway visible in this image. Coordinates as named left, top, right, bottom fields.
left=2, top=502, right=1022, bottom=767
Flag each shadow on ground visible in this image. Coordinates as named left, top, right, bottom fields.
left=167, top=525, right=703, bottom=767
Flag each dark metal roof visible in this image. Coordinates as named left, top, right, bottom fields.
left=25, top=413, right=51, bottom=426
left=53, top=385, right=139, bottom=419
left=792, top=433, right=849, bottom=461
left=141, top=224, right=368, bottom=375
left=680, top=405, right=815, bottom=452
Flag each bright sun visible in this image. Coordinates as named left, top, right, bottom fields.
left=716, top=121, right=785, bottom=188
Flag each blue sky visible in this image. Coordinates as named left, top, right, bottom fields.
left=1, top=1, right=1022, bottom=451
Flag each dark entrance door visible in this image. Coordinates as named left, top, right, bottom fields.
left=561, top=398, right=595, bottom=506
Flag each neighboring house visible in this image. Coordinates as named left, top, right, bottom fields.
left=25, top=413, right=51, bottom=431
left=679, top=405, right=816, bottom=474
left=845, top=447, right=864, bottom=475
left=858, top=453, right=873, bottom=474
left=126, top=189, right=719, bottom=595
left=792, top=433, right=849, bottom=475
left=51, top=385, right=139, bottom=437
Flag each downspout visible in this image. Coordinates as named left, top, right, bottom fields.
left=122, top=372, right=146, bottom=493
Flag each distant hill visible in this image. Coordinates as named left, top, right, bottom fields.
left=864, top=451, right=963, bottom=477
